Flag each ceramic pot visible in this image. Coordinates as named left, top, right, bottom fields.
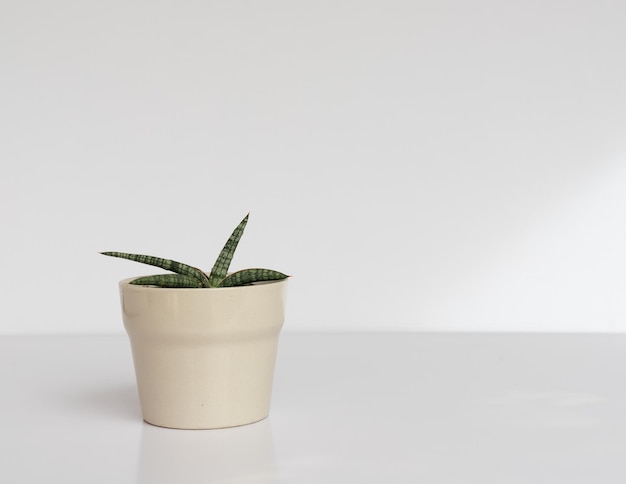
left=119, top=277, right=287, bottom=430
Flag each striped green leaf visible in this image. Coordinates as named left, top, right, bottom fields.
left=209, top=213, right=248, bottom=287
left=218, top=268, right=289, bottom=287
left=130, top=274, right=204, bottom=288
left=101, top=252, right=210, bottom=287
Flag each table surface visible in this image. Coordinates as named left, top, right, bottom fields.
left=2, top=333, right=626, bottom=483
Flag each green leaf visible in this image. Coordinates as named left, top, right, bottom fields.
left=130, top=274, right=204, bottom=288
left=209, top=213, right=248, bottom=287
left=101, top=252, right=210, bottom=287
left=218, top=268, right=289, bottom=287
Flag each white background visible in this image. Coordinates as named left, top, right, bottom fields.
left=2, top=0, right=626, bottom=334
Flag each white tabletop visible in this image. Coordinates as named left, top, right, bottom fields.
left=2, top=333, right=626, bottom=483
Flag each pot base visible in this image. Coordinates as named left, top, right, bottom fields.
left=142, top=415, right=269, bottom=431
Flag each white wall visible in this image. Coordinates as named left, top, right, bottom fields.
left=2, top=0, right=626, bottom=334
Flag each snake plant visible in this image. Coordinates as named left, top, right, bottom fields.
left=101, top=214, right=288, bottom=288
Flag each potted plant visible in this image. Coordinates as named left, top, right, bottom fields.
left=102, top=214, right=289, bottom=430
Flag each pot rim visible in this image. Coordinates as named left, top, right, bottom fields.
left=119, top=276, right=288, bottom=293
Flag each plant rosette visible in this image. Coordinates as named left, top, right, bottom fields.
left=103, top=214, right=289, bottom=430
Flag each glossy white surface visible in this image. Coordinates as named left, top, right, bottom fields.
left=2, top=333, right=626, bottom=483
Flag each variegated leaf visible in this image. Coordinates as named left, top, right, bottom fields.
left=101, top=252, right=210, bottom=287
left=218, top=268, right=288, bottom=287
left=209, top=213, right=248, bottom=287
left=130, top=274, right=204, bottom=288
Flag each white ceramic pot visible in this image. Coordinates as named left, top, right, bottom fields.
left=119, top=277, right=288, bottom=430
